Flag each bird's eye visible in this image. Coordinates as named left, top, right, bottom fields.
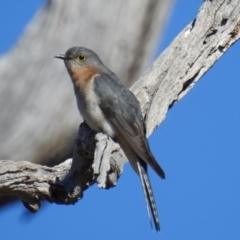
left=78, top=54, right=85, bottom=61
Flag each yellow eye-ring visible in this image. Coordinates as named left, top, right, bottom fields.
left=78, top=54, right=85, bottom=61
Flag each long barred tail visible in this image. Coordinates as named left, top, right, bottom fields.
left=137, top=159, right=160, bottom=232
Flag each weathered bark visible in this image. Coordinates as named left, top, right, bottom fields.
left=0, top=0, right=172, bottom=167
left=0, top=0, right=239, bottom=210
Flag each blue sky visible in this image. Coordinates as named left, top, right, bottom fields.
left=1, top=1, right=240, bottom=239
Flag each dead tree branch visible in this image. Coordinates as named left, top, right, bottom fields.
left=0, top=0, right=239, bottom=211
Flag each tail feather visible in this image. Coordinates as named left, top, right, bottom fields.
left=137, top=160, right=153, bottom=229
left=137, top=159, right=160, bottom=232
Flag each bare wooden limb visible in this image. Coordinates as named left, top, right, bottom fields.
left=0, top=159, right=72, bottom=211
left=0, top=123, right=125, bottom=209
left=133, top=0, right=240, bottom=136
left=0, top=0, right=239, bottom=210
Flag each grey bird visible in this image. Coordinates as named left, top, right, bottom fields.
left=55, top=47, right=165, bottom=231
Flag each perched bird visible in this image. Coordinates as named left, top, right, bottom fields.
left=55, top=47, right=165, bottom=231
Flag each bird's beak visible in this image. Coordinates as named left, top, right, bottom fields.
left=54, top=54, right=67, bottom=60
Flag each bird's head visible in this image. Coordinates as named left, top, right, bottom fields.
left=55, top=47, right=103, bottom=74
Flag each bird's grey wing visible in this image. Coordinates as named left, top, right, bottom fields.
left=94, top=74, right=165, bottom=179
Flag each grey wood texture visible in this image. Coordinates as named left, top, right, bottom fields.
left=1, top=0, right=239, bottom=210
